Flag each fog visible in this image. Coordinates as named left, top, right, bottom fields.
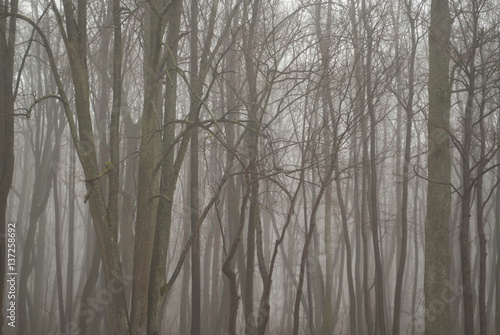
left=1, top=0, right=500, bottom=334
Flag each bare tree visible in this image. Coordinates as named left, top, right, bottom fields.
left=425, top=0, right=452, bottom=334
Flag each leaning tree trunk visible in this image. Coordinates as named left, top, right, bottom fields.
left=130, top=0, right=164, bottom=332
left=393, top=2, right=417, bottom=333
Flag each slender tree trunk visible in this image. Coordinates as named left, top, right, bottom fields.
left=180, top=194, right=192, bottom=335
left=65, top=140, right=76, bottom=331
left=147, top=1, right=182, bottom=333
left=189, top=1, right=201, bottom=331
left=242, top=0, right=262, bottom=331
left=223, top=186, right=251, bottom=335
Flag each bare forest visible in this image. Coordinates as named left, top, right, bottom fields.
left=1, top=0, right=500, bottom=334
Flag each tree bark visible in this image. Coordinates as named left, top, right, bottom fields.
left=393, top=2, right=417, bottom=333
left=130, top=0, right=163, bottom=331
left=425, top=0, right=452, bottom=333
left=0, top=2, right=17, bottom=332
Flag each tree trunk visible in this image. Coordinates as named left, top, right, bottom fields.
left=425, top=0, right=452, bottom=333
left=130, top=0, right=163, bottom=331
left=146, top=0, right=182, bottom=333
left=293, top=162, right=335, bottom=335
left=476, top=63, right=488, bottom=335
left=393, top=2, right=417, bottom=333
left=0, top=2, right=17, bottom=333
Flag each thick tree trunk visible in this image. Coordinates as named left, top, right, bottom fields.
left=293, top=161, right=335, bottom=335
left=460, top=63, right=476, bottom=335
left=0, top=3, right=17, bottom=333
left=146, top=1, right=182, bottom=333
left=362, top=0, right=386, bottom=331
left=189, top=1, right=201, bottom=334
left=476, top=69, right=487, bottom=335
left=425, top=0, right=452, bottom=333
left=54, top=176, right=66, bottom=332
left=393, top=3, right=416, bottom=333
left=130, top=0, right=163, bottom=331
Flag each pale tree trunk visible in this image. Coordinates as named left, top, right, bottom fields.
left=18, top=111, right=57, bottom=334
left=256, top=168, right=304, bottom=335
left=425, top=0, right=452, bottom=333
left=49, top=0, right=131, bottom=331
left=216, top=24, right=240, bottom=335
left=145, top=0, right=181, bottom=324
left=65, top=140, right=76, bottom=327
left=180, top=186, right=192, bottom=335
left=293, top=162, right=335, bottom=335
left=242, top=0, right=262, bottom=330
left=350, top=0, right=372, bottom=331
